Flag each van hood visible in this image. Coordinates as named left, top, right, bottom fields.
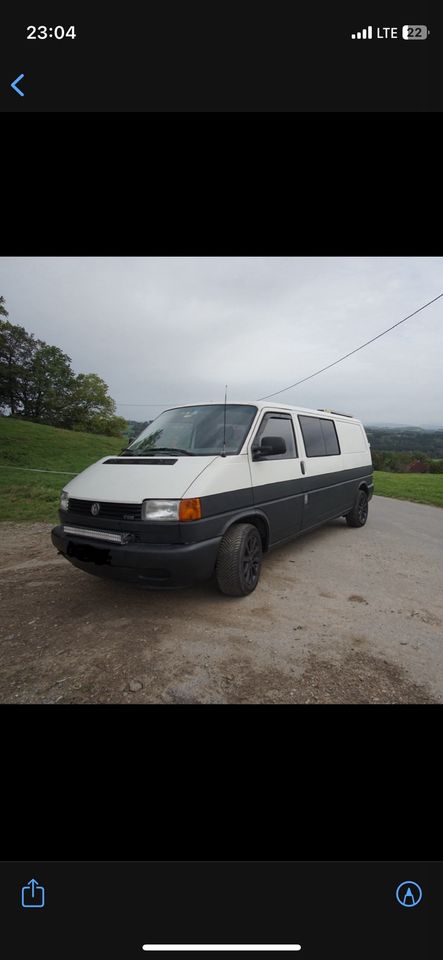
left=65, top=456, right=218, bottom=503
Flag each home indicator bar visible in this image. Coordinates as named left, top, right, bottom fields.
left=142, top=948, right=302, bottom=953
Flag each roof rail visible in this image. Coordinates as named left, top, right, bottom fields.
left=317, top=408, right=354, bottom=417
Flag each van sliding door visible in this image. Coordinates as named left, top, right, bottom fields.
left=298, top=415, right=347, bottom=528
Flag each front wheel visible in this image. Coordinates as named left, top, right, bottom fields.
left=215, top=523, right=263, bottom=596
left=345, top=489, right=369, bottom=528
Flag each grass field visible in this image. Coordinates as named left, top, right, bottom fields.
left=0, top=418, right=123, bottom=522
left=374, top=471, right=443, bottom=508
left=1, top=418, right=443, bottom=521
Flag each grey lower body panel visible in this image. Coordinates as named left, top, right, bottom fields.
left=199, top=464, right=374, bottom=545
left=243, top=466, right=373, bottom=543
left=51, top=525, right=221, bottom=587
left=53, top=465, right=374, bottom=588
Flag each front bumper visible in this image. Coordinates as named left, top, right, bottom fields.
left=51, top=524, right=222, bottom=587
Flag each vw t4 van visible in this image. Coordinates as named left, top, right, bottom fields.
left=51, top=401, right=374, bottom=595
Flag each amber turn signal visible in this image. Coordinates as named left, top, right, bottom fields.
left=179, top=498, right=202, bottom=521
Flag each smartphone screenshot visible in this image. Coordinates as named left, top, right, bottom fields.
left=0, top=1, right=441, bottom=110
left=0, top=256, right=442, bottom=704
left=1, top=861, right=441, bottom=959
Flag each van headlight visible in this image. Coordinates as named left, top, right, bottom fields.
left=142, top=499, right=179, bottom=521
left=60, top=490, right=69, bottom=511
left=142, top=498, right=202, bottom=521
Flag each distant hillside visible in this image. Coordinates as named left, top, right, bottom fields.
left=0, top=417, right=124, bottom=473
left=366, top=427, right=443, bottom=458
left=365, top=422, right=443, bottom=429
left=124, top=420, right=151, bottom=439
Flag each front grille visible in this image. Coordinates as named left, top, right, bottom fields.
left=68, top=498, right=142, bottom=521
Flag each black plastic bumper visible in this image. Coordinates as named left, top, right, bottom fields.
left=51, top=525, right=222, bottom=587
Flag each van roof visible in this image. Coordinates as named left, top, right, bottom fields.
left=165, top=401, right=360, bottom=422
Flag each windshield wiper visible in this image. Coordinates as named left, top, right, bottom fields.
left=148, top=447, right=194, bottom=456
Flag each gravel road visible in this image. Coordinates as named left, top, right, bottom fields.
left=0, top=496, right=442, bottom=703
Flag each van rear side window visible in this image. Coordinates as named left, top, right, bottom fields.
left=299, top=416, right=340, bottom=457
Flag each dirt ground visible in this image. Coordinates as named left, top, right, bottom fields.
left=1, top=496, right=442, bottom=703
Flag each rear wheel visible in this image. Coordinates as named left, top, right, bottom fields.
left=345, top=489, right=369, bottom=528
left=215, top=523, right=263, bottom=596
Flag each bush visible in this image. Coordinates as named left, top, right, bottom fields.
left=371, top=449, right=433, bottom=473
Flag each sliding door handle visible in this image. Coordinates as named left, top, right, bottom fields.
left=300, top=460, right=306, bottom=475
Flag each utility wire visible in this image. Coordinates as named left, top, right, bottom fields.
left=115, top=292, right=443, bottom=408
left=258, top=291, right=443, bottom=401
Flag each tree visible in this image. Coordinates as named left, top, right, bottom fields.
left=0, top=317, right=38, bottom=415
left=371, top=450, right=385, bottom=471
left=27, top=344, right=76, bottom=423
left=1, top=297, right=125, bottom=435
left=85, top=414, right=128, bottom=437
left=67, top=373, right=125, bottom=434
left=125, top=420, right=150, bottom=439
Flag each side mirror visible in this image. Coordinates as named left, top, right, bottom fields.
left=252, top=436, right=287, bottom=460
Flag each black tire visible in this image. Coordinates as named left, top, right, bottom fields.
left=215, top=523, right=263, bottom=596
left=345, top=489, right=369, bottom=528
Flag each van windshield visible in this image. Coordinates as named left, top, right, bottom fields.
left=122, top=404, right=257, bottom=457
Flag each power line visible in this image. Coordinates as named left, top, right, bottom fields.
left=115, top=292, right=443, bottom=408
left=258, top=291, right=443, bottom=401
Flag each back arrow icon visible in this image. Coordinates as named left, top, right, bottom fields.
left=11, top=73, right=25, bottom=96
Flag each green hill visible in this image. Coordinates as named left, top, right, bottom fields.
left=2, top=418, right=442, bottom=523
left=0, top=417, right=123, bottom=522
left=366, top=427, right=443, bottom=457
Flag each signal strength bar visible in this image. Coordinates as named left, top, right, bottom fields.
left=351, top=25, right=373, bottom=39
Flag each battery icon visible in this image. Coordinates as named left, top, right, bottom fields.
left=402, top=24, right=430, bottom=39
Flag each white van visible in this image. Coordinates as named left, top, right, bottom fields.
left=52, top=401, right=374, bottom=596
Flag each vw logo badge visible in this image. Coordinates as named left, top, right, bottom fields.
left=91, top=502, right=100, bottom=516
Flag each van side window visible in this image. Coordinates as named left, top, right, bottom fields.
left=254, top=413, right=298, bottom=460
left=298, top=416, right=340, bottom=457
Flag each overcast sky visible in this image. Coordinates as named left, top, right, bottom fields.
left=1, top=257, right=442, bottom=426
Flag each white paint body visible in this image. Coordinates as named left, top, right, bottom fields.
left=62, top=401, right=371, bottom=505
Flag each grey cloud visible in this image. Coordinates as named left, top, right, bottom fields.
left=0, top=257, right=442, bottom=426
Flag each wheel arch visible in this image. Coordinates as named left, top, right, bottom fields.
left=219, top=510, right=271, bottom=552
